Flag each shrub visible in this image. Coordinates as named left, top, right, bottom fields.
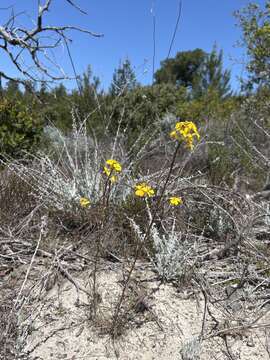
left=0, top=168, right=36, bottom=227
left=150, top=221, right=195, bottom=281
left=219, top=91, right=270, bottom=189
left=0, top=98, right=43, bottom=157
left=129, top=213, right=197, bottom=281
left=107, top=83, right=187, bottom=144
left=180, top=337, right=201, bottom=360
left=3, top=116, right=135, bottom=213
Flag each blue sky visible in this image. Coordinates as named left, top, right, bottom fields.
left=0, top=0, right=266, bottom=91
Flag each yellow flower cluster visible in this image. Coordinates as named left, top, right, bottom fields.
left=103, top=159, right=122, bottom=183
left=169, top=196, right=183, bottom=206
left=106, top=159, right=122, bottom=172
left=170, top=121, right=200, bottom=150
left=135, top=183, right=155, bottom=198
left=79, top=157, right=186, bottom=208
left=80, top=197, right=90, bottom=208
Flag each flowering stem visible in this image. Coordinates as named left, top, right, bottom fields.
left=155, top=142, right=181, bottom=209
left=102, top=168, right=114, bottom=207
left=93, top=174, right=112, bottom=317
left=111, top=142, right=180, bottom=335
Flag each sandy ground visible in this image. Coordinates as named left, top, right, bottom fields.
left=18, top=264, right=270, bottom=360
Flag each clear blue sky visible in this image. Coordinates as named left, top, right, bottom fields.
left=0, top=0, right=266, bottom=92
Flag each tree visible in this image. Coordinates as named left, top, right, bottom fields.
left=41, top=83, right=72, bottom=131
left=235, top=2, right=270, bottom=89
left=71, top=65, right=101, bottom=115
left=154, top=47, right=231, bottom=98
left=70, top=65, right=104, bottom=132
left=4, top=80, right=22, bottom=99
left=194, top=46, right=232, bottom=98
left=109, top=58, right=138, bottom=96
left=154, top=49, right=206, bottom=89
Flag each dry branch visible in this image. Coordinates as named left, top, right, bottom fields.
left=0, top=0, right=103, bottom=86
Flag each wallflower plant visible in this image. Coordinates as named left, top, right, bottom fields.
left=112, top=121, right=200, bottom=332
left=2, top=114, right=201, bottom=334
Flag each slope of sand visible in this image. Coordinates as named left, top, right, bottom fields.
left=20, top=265, right=270, bottom=360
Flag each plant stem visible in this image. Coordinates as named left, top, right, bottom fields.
left=111, top=142, right=180, bottom=334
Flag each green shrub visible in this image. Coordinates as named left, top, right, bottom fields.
left=0, top=98, right=44, bottom=157
left=107, top=84, right=187, bottom=144
left=177, top=89, right=239, bottom=122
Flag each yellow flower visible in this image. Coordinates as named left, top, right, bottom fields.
left=80, top=197, right=90, bottom=208
left=135, top=183, right=155, bottom=197
left=103, top=159, right=122, bottom=183
left=170, top=121, right=200, bottom=150
left=169, top=196, right=183, bottom=206
left=103, top=166, right=117, bottom=182
left=106, top=159, right=122, bottom=172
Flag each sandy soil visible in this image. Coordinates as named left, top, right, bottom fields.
left=19, top=265, right=270, bottom=360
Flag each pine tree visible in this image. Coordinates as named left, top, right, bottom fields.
left=154, top=47, right=231, bottom=98
left=109, top=58, right=138, bottom=96
left=154, top=49, right=206, bottom=89
left=194, top=45, right=232, bottom=98
left=5, top=80, right=22, bottom=99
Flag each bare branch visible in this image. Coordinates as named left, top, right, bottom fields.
left=0, top=0, right=103, bottom=86
left=64, top=0, right=88, bottom=15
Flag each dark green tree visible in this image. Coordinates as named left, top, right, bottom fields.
left=42, top=83, right=72, bottom=131
left=21, top=80, right=38, bottom=105
left=154, top=48, right=231, bottom=98
left=70, top=65, right=105, bottom=133
left=71, top=65, right=101, bottom=114
left=39, top=82, right=48, bottom=100
left=53, top=83, right=68, bottom=98
left=154, top=49, right=206, bottom=89
left=194, top=46, right=232, bottom=98
left=109, top=58, right=138, bottom=96
left=4, top=80, right=22, bottom=99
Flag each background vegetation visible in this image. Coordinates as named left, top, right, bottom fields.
left=0, top=12, right=269, bottom=188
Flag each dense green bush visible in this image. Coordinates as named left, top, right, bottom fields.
left=202, top=90, right=268, bottom=188
left=0, top=98, right=44, bottom=157
left=107, top=83, right=187, bottom=143
left=176, top=89, right=239, bottom=122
